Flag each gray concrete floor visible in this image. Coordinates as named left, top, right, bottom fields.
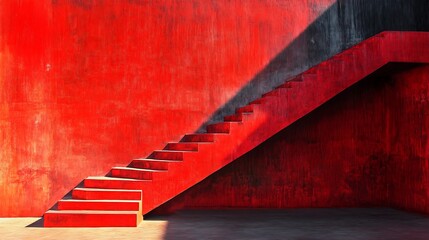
left=1, top=208, right=429, bottom=240
left=157, top=208, right=429, bottom=240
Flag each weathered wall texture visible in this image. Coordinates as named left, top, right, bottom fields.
left=0, top=0, right=336, bottom=216
left=0, top=0, right=428, bottom=216
left=385, top=66, right=429, bottom=214
left=153, top=64, right=429, bottom=215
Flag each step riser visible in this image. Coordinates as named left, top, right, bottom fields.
left=206, top=123, right=230, bottom=133
left=111, top=169, right=153, bottom=180
left=249, top=96, right=274, bottom=105
left=44, top=213, right=142, bottom=227
left=236, top=106, right=253, bottom=114
left=84, top=179, right=144, bottom=190
left=150, top=151, right=184, bottom=160
left=130, top=160, right=169, bottom=170
left=72, top=189, right=142, bottom=200
left=181, top=134, right=214, bottom=142
left=131, top=160, right=169, bottom=170
left=164, top=143, right=199, bottom=151
left=224, top=114, right=242, bottom=122
left=58, top=201, right=141, bottom=211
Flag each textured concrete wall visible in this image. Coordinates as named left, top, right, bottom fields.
left=0, top=0, right=335, bottom=216
left=153, top=64, right=429, bottom=215
left=0, top=0, right=428, bottom=216
left=385, top=66, right=429, bottom=214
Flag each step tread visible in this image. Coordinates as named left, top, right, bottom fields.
left=206, top=122, right=234, bottom=133
left=207, top=122, right=237, bottom=127
left=153, top=150, right=187, bottom=153
left=166, top=142, right=212, bottom=145
left=58, top=199, right=140, bottom=203
left=224, top=114, right=243, bottom=121
left=164, top=142, right=199, bottom=151
left=86, top=176, right=149, bottom=181
left=112, top=166, right=166, bottom=172
left=236, top=105, right=254, bottom=111
left=185, top=133, right=229, bottom=136
left=74, top=188, right=142, bottom=193
left=185, top=133, right=215, bottom=136
left=133, top=158, right=182, bottom=162
left=206, top=123, right=233, bottom=126
left=46, top=210, right=139, bottom=214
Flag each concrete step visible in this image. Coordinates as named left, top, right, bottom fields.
left=44, top=210, right=142, bottom=227
left=57, top=199, right=141, bottom=211
left=236, top=105, right=254, bottom=114
left=111, top=167, right=165, bottom=180
left=131, top=158, right=180, bottom=170
left=206, top=122, right=232, bottom=133
left=181, top=133, right=215, bottom=142
left=224, top=113, right=243, bottom=122
left=164, top=142, right=199, bottom=151
left=150, top=150, right=185, bottom=160
left=84, top=176, right=148, bottom=190
left=72, top=188, right=142, bottom=200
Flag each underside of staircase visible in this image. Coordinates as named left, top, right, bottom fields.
left=43, top=31, right=429, bottom=227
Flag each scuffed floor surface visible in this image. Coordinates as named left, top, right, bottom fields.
left=1, top=208, right=429, bottom=240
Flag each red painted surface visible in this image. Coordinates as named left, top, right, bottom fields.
left=2, top=0, right=429, bottom=228
left=43, top=32, right=429, bottom=226
left=0, top=0, right=336, bottom=217
left=72, top=188, right=142, bottom=200
left=57, top=199, right=141, bottom=211
left=385, top=66, right=429, bottom=214
left=44, top=210, right=142, bottom=227
left=155, top=64, right=429, bottom=213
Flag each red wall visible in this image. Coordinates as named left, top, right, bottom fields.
left=0, top=0, right=336, bottom=216
left=2, top=1, right=428, bottom=217
left=153, top=64, right=429, bottom=215
left=386, top=66, right=429, bottom=214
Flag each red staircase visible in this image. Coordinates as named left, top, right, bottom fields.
left=44, top=31, right=429, bottom=227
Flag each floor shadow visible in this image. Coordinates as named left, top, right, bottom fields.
left=26, top=218, right=44, bottom=228
left=196, top=0, right=429, bottom=131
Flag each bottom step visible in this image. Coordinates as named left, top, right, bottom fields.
left=44, top=210, right=142, bottom=227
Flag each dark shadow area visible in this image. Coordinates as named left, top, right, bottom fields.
left=197, top=0, right=429, bottom=131
left=26, top=218, right=44, bottom=228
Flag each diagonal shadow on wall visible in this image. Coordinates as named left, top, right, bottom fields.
left=196, top=0, right=429, bottom=131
